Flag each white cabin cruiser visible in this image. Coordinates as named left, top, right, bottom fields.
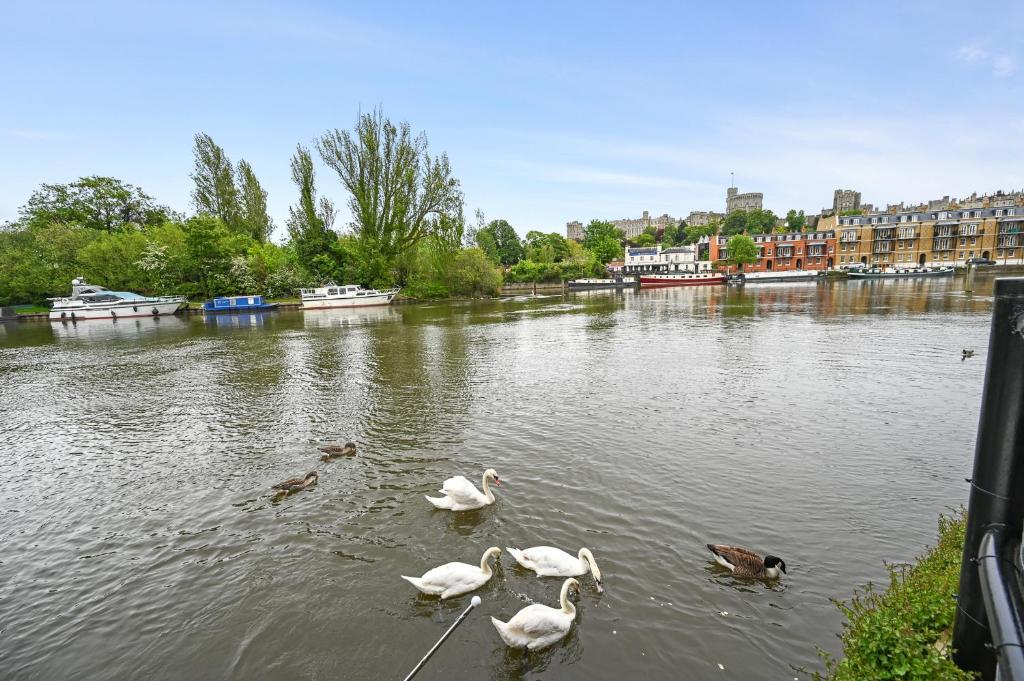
left=300, top=283, right=399, bottom=309
left=49, top=278, right=186, bottom=321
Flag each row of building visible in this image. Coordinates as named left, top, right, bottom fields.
left=569, top=187, right=1024, bottom=270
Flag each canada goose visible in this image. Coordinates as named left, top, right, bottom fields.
left=962, top=349, right=975, bottom=361
left=401, top=547, right=502, bottom=599
left=319, top=441, right=357, bottom=460
left=706, top=544, right=787, bottom=579
left=272, top=471, right=318, bottom=493
left=425, top=469, right=501, bottom=511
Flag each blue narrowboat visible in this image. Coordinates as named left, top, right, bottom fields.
left=202, top=295, right=278, bottom=313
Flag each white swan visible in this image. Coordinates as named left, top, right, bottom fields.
left=491, top=577, right=580, bottom=650
left=425, top=468, right=501, bottom=511
left=506, top=546, right=603, bottom=592
left=401, top=547, right=502, bottom=599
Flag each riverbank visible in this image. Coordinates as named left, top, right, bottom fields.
left=816, top=510, right=972, bottom=680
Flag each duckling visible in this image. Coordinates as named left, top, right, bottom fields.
left=319, top=441, right=357, bottom=460
left=962, top=349, right=975, bottom=361
left=272, top=471, right=318, bottom=494
left=706, top=544, right=787, bottom=579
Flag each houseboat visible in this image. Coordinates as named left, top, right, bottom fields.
left=567, top=276, right=638, bottom=291
left=300, top=283, right=399, bottom=309
left=726, top=270, right=825, bottom=285
left=847, top=266, right=955, bottom=279
left=639, top=272, right=726, bottom=288
left=202, top=295, right=278, bottom=313
left=49, top=278, right=186, bottom=321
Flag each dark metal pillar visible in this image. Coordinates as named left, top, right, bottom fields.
left=953, top=277, right=1024, bottom=677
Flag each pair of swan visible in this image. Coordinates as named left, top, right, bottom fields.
left=402, top=545, right=602, bottom=650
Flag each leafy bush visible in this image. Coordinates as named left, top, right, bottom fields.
left=816, top=510, right=974, bottom=680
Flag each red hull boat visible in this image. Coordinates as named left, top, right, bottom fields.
left=639, top=273, right=726, bottom=288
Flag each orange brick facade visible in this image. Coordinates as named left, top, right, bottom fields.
left=709, top=230, right=836, bottom=273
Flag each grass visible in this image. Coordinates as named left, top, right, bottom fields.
left=816, top=509, right=975, bottom=680
left=13, top=304, right=49, bottom=314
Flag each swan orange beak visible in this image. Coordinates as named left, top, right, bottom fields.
left=493, top=477, right=502, bottom=486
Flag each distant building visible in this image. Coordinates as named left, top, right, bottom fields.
left=623, top=244, right=713, bottom=274
left=834, top=191, right=1024, bottom=267
left=566, top=220, right=584, bottom=241
left=686, top=210, right=724, bottom=227
left=707, top=230, right=837, bottom=273
left=568, top=210, right=679, bottom=240
left=833, top=189, right=861, bottom=214
left=726, top=186, right=763, bottom=214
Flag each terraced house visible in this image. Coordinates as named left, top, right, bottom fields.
left=835, top=195, right=1024, bottom=268
left=706, top=230, right=836, bottom=272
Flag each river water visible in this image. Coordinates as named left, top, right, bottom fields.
left=0, top=276, right=1000, bottom=680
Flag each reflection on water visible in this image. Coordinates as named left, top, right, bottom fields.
left=0, top=275, right=1001, bottom=680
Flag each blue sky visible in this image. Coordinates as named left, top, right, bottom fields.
left=1, top=0, right=1022, bottom=238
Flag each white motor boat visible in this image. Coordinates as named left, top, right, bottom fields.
left=49, top=278, right=186, bottom=321
left=300, top=283, right=399, bottom=309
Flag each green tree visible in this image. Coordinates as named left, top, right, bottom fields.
left=477, top=219, right=523, bottom=266
left=745, top=208, right=777, bottom=234
left=191, top=133, right=241, bottom=230
left=634, top=232, right=656, bottom=246
left=662, top=223, right=682, bottom=246
left=524, top=231, right=569, bottom=263
left=785, top=209, right=806, bottom=232
left=475, top=227, right=499, bottom=263
left=236, top=160, right=272, bottom=242
left=683, top=223, right=717, bottom=245
left=317, top=109, right=463, bottom=283
left=582, top=220, right=624, bottom=249
left=286, top=145, right=340, bottom=282
left=17, top=176, right=170, bottom=231
left=726, top=234, right=759, bottom=271
left=723, top=210, right=748, bottom=236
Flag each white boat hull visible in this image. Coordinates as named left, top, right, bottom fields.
left=301, top=292, right=397, bottom=309
left=50, top=300, right=184, bottom=321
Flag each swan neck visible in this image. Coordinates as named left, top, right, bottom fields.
left=482, top=473, right=494, bottom=502
left=560, top=581, right=576, bottom=616
left=480, top=551, right=494, bottom=575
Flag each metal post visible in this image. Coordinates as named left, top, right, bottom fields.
left=403, top=596, right=481, bottom=681
left=965, top=262, right=975, bottom=293
left=953, top=277, right=1024, bottom=677
left=977, top=528, right=1024, bottom=680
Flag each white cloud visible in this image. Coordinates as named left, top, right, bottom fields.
left=956, top=44, right=988, bottom=64
left=992, top=54, right=1017, bottom=77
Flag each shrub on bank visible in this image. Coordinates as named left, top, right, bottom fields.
left=816, top=510, right=974, bottom=680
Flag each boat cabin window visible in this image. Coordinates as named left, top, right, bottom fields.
left=328, top=288, right=338, bottom=295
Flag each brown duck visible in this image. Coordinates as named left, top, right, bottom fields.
left=319, top=442, right=357, bottom=460
left=272, top=471, right=318, bottom=493
left=706, top=544, right=787, bottom=579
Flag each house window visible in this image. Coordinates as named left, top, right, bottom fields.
left=959, top=238, right=966, bottom=246
left=970, top=237, right=977, bottom=245
left=1009, top=209, right=1016, bottom=216
left=996, top=210, right=1004, bottom=217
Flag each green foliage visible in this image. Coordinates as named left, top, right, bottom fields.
left=683, top=223, right=717, bottom=245
left=17, top=176, right=171, bottom=231
left=506, top=244, right=603, bottom=283
left=725, top=234, right=759, bottom=269
left=524, top=231, right=570, bottom=263
left=723, top=210, right=748, bottom=236
left=582, top=220, right=625, bottom=263
left=286, top=144, right=341, bottom=283
left=236, top=160, right=273, bottom=242
left=662, top=223, right=684, bottom=247
left=191, top=133, right=241, bottom=230
left=634, top=233, right=656, bottom=246
left=475, top=219, right=522, bottom=266
left=816, top=510, right=974, bottom=681
left=786, top=209, right=806, bottom=232
left=401, top=238, right=503, bottom=298
left=723, top=209, right=778, bottom=236
left=317, top=109, right=463, bottom=282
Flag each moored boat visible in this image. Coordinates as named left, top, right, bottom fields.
left=639, top=272, right=726, bottom=288
left=300, top=283, right=399, bottom=309
left=567, top=276, right=638, bottom=291
left=49, top=278, right=186, bottom=321
left=202, top=295, right=278, bottom=313
left=847, top=266, right=955, bottom=279
left=727, top=270, right=825, bottom=285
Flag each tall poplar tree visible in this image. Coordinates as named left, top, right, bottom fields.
left=190, top=133, right=241, bottom=231
left=286, top=144, right=338, bottom=280
left=236, top=160, right=272, bottom=242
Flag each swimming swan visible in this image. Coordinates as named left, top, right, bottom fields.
left=506, top=546, right=603, bottom=592
left=425, top=469, right=501, bottom=511
left=491, top=577, right=580, bottom=650
left=401, top=546, right=502, bottom=599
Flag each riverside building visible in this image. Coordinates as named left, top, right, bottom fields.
left=835, top=193, right=1024, bottom=267
left=623, top=245, right=714, bottom=274
left=705, top=230, right=837, bottom=272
